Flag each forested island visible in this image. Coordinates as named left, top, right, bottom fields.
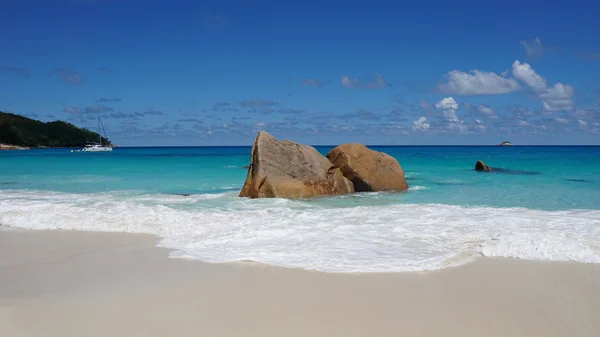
left=0, top=112, right=112, bottom=150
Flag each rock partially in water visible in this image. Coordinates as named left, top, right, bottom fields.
left=475, top=160, right=492, bottom=171
left=474, top=160, right=540, bottom=175
left=239, top=131, right=354, bottom=199
left=326, top=143, right=408, bottom=192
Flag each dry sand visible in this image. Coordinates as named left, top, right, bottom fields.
left=1, top=228, right=600, bottom=337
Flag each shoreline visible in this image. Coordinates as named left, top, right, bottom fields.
left=0, top=144, right=117, bottom=151
left=2, top=228, right=600, bottom=337
left=4, top=226, right=600, bottom=274
left=0, top=144, right=30, bottom=150
left=1, top=198, right=599, bottom=273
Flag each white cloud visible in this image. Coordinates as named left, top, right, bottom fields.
left=578, top=120, right=588, bottom=128
left=555, top=117, right=569, bottom=124
left=435, top=97, right=468, bottom=132
left=474, top=119, right=486, bottom=132
left=436, top=60, right=575, bottom=115
left=435, top=97, right=459, bottom=123
left=412, top=117, right=430, bottom=132
left=512, top=61, right=547, bottom=92
left=340, top=76, right=361, bottom=88
left=539, top=83, right=576, bottom=112
left=512, top=60, right=574, bottom=112
left=438, top=70, right=521, bottom=95
left=518, top=120, right=530, bottom=126
left=520, top=37, right=545, bottom=60
left=571, top=108, right=591, bottom=119
left=476, top=104, right=497, bottom=118
left=447, top=121, right=468, bottom=132
left=435, top=97, right=458, bottom=111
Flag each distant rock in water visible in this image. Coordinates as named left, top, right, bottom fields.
left=474, top=160, right=540, bottom=175
left=475, top=160, right=492, bottom=171
left=243, top=165, right=250, bottom=169
left=239, top=131, right=354, bottom=199
left=326, top=143, right=408, bottom=192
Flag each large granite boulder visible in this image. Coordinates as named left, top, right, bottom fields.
left=326, top=143, right=409, bottom=192
left=239, top=131, right=354, bottom=198
left=475, top=160, right=492, bottom=171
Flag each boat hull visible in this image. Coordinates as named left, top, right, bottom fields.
left=82, top=147, right=113, bottom=152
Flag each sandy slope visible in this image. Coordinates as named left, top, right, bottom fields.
left=1, top=228, right=599, bottom=337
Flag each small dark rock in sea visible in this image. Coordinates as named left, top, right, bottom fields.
left=475, top=160, right=492, bottom=171
left=474, top=160, right=540, bottom=175
left=243, top=165, right=250, bottom=169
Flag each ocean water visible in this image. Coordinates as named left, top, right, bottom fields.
left=1, top=146, right=600, bottom=272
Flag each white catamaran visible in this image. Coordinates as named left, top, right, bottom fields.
left=81, top=111, right=113, bottom=152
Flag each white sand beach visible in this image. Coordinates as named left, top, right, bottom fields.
left=1, top=228, right=600, bottom=337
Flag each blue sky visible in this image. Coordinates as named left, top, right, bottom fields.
left=1, top=0, right=599, bottom=145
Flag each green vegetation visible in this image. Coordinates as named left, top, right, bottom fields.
left=0, top=112, right=112, bottom=148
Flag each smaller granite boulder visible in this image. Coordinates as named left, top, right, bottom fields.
left=475, top=160, right=492, bottom=171
left=326, top=143, right=409, bottom=192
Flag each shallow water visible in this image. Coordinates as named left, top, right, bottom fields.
left=1, top=146, right=599, bottom=272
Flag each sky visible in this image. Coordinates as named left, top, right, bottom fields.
left=1, top=0, right=600, bottom=146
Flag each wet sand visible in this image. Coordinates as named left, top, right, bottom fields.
left=1, top=228, right=599, bottom=337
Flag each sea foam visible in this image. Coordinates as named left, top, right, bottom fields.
left=1, top=190, right=599, bottom=272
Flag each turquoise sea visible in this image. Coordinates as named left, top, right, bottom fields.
left=1, top=146, right=600, bottom=272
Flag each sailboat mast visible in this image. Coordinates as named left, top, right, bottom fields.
left=98, top=111, right=101, bottom=144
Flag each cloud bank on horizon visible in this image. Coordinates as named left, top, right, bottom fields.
left=1, top=0, right=599, bottom=145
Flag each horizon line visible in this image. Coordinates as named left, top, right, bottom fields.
left=110, top=144, right=600, bottom=148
